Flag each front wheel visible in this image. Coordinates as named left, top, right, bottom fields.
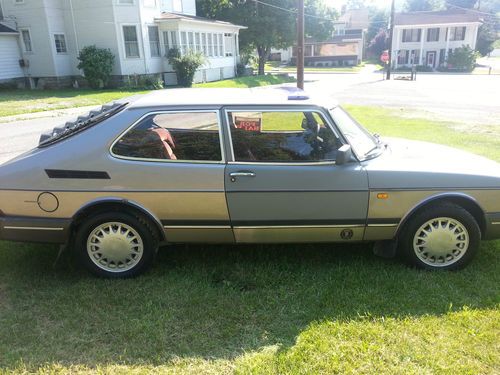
left=74, top=212, right=158, bottom=278
left=398, top=203, right=480, bottom=270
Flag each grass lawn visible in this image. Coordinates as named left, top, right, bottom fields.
left=0, top=75, right=294, bottom=118
left=194, top=74, right=295, bottom=88
left=0, top=107, right=499, bottom=374
left=0, top=89, right=150, bottom=118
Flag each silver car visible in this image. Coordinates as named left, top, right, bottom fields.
left=0, top=88, right=499, bottom=277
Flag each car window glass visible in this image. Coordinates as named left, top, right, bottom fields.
left=228, top=111, right=342, bottom=162
left=112, top=112, right=222, bottom=161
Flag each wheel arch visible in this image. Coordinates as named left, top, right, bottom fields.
left=395, top=192, right=487, bottom=239
left=70, top=197, right=166, bottom=242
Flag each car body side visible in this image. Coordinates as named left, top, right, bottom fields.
left=0, top=103, right=499, bottom=246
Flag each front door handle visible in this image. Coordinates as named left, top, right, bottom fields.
left=229, top=171, right=256, bottom=182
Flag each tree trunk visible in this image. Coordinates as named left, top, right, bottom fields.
left=257, top=46, right=269, bottom=75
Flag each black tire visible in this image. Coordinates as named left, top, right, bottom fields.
left=398, top=203, right=480, bottom=270
left=74, top=212, right=158, bottom=278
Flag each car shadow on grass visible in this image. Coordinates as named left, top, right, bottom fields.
left=0, top=240, right=498, bottom=369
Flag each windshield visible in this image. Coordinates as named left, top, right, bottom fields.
left=329, top=106, right=380, bottom=159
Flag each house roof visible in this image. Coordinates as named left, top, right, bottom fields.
left=394, top=9, right=482, bottom=26
left=0, top=23, right=18, bottom=34
left=155, top=12, right=246, bottom=29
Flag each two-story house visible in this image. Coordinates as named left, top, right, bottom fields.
left=391, top=9, right=481, bottom=70
left=0, top=0, right=245, bottom=88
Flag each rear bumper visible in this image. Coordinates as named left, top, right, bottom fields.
left=484, top=212, right=500, bottom=240
left=0, top=216, right=71, bottom=244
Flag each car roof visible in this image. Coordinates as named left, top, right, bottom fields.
left=126, top=87, right=338, bottom=109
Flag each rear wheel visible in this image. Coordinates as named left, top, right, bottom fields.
left=398, top=203, right=480, bottom=270
left=74, top=212, right=158, bottom=278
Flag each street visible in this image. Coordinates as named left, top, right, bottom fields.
left=1, top=71, right=499, bottom=164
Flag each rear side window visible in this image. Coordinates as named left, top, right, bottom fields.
left=112, top=112, right=222, bottom=162
left=227, top=110, right=342, bottom=162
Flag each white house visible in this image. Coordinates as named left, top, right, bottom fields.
left=391, top=9, right=481, bottom=70
left=0, top=0, right=245, bottom=88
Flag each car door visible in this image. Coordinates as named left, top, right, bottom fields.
left=110, top=108, right=233, bottom=243
left=223, top=106, right=370, bottom=243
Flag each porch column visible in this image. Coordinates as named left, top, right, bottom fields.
left=419, top=28, right=425, bottom=65
left=445, top=27, right=450, bottom=61
left=394, top=28, right=400, bottom=69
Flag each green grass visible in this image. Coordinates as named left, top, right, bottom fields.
left=0, top=76, right=294, bottom=118
left=0, top=106, right=499, bottom=374
left=0, top=89, right=150, bottom=118
left=493, top=39, right=500, bottom=49
left=194, top=75, right=295, bottom=88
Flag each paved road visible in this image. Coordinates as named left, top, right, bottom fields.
left=1, top=71, right=499, bottom=164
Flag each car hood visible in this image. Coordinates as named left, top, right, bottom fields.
left=364, top=137, right=500, bottom=190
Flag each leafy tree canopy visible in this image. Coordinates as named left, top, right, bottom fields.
left=196, top=0, right=338, bottom=74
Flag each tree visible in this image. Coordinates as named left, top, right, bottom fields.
left=167, top=49, right=206, bottom=87
left=405, top=0, right=442, bottom=11
left=445, top=0, right=477, bottom=8
left=447, top=45, right=478, bottom=71
left=368, top=29, right=388, bottom=57
left=77, top=46, right=115, bottom=89
left=197, top=0, right=337, bottom=75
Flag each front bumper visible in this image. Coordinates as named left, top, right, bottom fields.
left=485, top=212, right=500, bottom=240
left=0, top=215, right=71, bottom=244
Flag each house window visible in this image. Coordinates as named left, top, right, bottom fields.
left=201, top=33, right=207, bottom=55
left=195, top=32, right=201, bottom=53
left=118, top=0, right=134, bottom=4
left=54, top=34, right=67, bottom=53
left=163, top=31, right=170, bottom=53
left=188, top=32, right=194, bottom=52
left=402, top=29, right=421, bottom=43
left=449, top=26, right=466, bottom=41
left=148, top=26, right=160, bottom=57
left=410, top=49, right=420, bottom=64
left=213, top=33, right=219, bottom=57
left=14, top=0, right=25, bottom=4
left=123, top=25, right=140, bottom=57
left=180, top=31, right=187, bottom=54
left=0, top=3, right=3, bottom=18
left=228, top=111, right=341, bottom=163
left=112, top=112, right=222, bottom=162
left=427, top=28, right=439, bottom=42
left=218, top=34, right=223, bottom=57
left=397, top=50, right=409, bottom=65
left=173, top=0, right=182, bottom=12
left=20, top=29, right=32, bottom=53
left=207, top=33, right=213, bottom=57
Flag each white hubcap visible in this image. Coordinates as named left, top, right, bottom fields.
left=87, top=222, right=144, bottom=273
left=413, top=217, right=469, bottom=267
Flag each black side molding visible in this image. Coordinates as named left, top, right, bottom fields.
left=45, top=169, right=110, bottom=179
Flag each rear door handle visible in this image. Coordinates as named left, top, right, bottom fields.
left=229, top=171, right=256, bottom=181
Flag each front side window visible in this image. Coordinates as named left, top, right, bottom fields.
left=123, top=26, right=139, bottom=57
left=228, top=110, right=342, bottom=163
left=112, top=112, right=222, bottom=162
left=20, top=29, right=32, bottom=52
left=148, top=26, right=160, bottom=57
left=54, top=34, right=67, bottom=53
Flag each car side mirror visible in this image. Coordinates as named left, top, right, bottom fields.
left=336, top=144, right=353, bottom=165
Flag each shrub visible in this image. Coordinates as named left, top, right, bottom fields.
left=167, top=48, right=205, bottom=87
left=77, top=45, right=115, bottom=89
left=446, top=46, right=478, bottom=72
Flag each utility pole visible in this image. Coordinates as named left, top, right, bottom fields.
left=297, top=0, right=305, bottom=89
left=386, top=0, right=395, bottom=80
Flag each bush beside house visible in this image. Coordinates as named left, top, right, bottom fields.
left=77, top=46, right=115, bottom=89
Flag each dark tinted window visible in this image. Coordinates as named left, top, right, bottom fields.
left=112, top=112, right=222, bottom=161
left=228, top=111, right=341, bottom=162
